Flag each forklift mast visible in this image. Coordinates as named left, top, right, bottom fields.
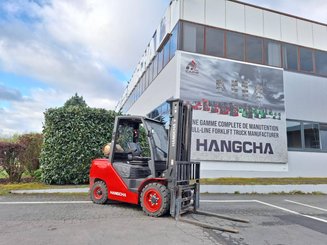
left=167, top=99, right=192, bottom=166
left=164, top=99, right=200, bottom=217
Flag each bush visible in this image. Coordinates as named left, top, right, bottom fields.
left=0, top=142, right=26, bottom=182
left=64, top=93, right=87, bottom=108
left=18, top=133, right=43, bottom=176
left=40, top=95, right=118, bottom=184
left=33, top=168, right=43, bottom=182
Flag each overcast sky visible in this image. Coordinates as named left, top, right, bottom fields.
left=0, top=0, right=326, bottom=137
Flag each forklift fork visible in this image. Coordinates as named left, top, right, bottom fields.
left=166, top=99, right=249, bottom=233
left=171, top=161, right=249, bottom=233
left=178, top=209, right=249, bottom=233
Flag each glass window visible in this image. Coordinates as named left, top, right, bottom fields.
left=116, top=123, right=135, bottom=153
left=287, top=121, right=302, bottom=148
left=164, top=102, right=170, bottom=114
left=303, top=122, right=320, bottom=149
left=147, top=65, right=151, bottom=86
left=144, top=71, right=148, bottom=90
left=163, top=39, right=170, bottom=66
left=226, top=32, right=245, bottom=61
left=136, top=84, right=140, bottom=99
left=145, top=120, right=168, bottom=161
left=139, top=82, right=142, bottom=97
left=158, top=49, right=163, bottom=73
left=181, top=22, right=204, bottom=54
left=142, top=74, right=146, bottom=93
left=153, top=55, right=158, bottom=78
left=153, top=31, right=157, bottom=51
left=299, top=47, right=313, bottom=72
left=283, top=44, right=298, bottom=70
left=148, top=62, right=153, bottom=84
left=315, top=50, right=327, bottom=76
left=146, top=70, right=150, bottom=88
left=170, top=24, right=179, bottom=59
left=246, top=36, right=263, bottom=64
left=138, top=124, right=151, bottom=157
left=264, top=40, right=281, bottom=67
left=320, top=124, right=327, bottom=151
left=134, top=86, right=137, bottom=100
left=205, top=27, right=224, bottom=57
left=140, top=80, right=143, bottom=95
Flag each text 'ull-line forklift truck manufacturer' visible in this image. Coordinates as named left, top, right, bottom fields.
left=89, top=99, right=248, bottom=232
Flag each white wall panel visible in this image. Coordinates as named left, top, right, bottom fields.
left=226, top=1, right=245, bottom=32
left=281, top=15, right=297, bottom=44
left=205, top=0, right=225, bottom=28
left=263, top=11, right=281, bottom=40
left=313, top=24, right=327, bottom=50
left=245, top=5, right=263, bottom=36
left=297, top=19, right=313, bottom=47
left=170, top=0, right=180, bottom=31
left=181, top=0, right=205, bottom=24
left=284, top=71, right=327, bottom=122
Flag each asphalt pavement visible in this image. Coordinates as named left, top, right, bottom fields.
left=0, top=193, right=326, bottom=245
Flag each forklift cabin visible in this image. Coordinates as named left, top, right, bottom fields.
left=109, top=116, right=168, bottom=191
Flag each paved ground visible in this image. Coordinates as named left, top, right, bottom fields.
left=200, top=194, right=327, bottom=245
left=0, top=194, right=326, bottom=245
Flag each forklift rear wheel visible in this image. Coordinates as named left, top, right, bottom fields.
left=91, top=181, right=108, bottom=204
left=140, top=183, right=169, bottom=217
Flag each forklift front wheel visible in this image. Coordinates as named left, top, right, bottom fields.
left=91, top=181, right=108, bottom=204
left=140, top=183, right=170, bottom=217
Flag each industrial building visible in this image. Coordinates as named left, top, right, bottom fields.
left=116, top=0, right=327, bottom=178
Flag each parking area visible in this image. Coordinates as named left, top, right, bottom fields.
left=200, top=194, right=327, bottom=245
left=0, top=194, right=326, bottom=245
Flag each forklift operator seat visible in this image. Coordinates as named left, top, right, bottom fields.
left=126, top=142, right=142, bottom=156
left=125, top=142, right=150, bottom=166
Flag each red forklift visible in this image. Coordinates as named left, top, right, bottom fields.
left=89, top=99, right=248, bottom=231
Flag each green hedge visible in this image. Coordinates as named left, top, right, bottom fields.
left=40, top=103, right=118, bottom=184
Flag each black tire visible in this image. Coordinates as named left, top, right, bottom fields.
left=91, top=181, right=108, bottom=204
left=140, top=182, right=170, bottom=217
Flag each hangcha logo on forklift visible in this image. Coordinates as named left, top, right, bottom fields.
left=110, top=191, right=127, bottom=197
left=185, top=60, right=199, bottom=74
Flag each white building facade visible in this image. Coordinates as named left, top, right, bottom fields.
left=117, top=0, right=327, bottom=178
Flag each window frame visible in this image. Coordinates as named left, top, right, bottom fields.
left=282, top=43, right=299, bottom=71
left=226, top=31, right=245, bottom=61
left=287, top=119, right=327, bottom=153
left=315, top=50, right=327, bottom=76
left=180, top=21, right=205, bottom=54
left=204, top=26, right=225, bottom=58
left=299, top=47, right=314, bottom=73
left=263, top=39, right=282, bottom=68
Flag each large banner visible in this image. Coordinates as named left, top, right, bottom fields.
left=180, top=52, right=288, bottom=163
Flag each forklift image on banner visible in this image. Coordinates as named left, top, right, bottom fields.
left=89, top=99, right=248, bottom=232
